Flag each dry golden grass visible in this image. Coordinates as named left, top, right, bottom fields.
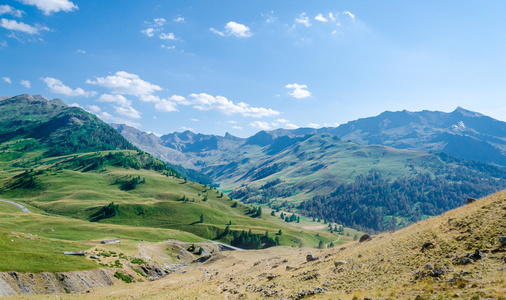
left=6, top=190, right=506, bottom=299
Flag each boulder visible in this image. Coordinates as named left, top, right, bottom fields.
left=499, top=236, right=506, bottom=246
left=359, top=234, right=372, bottom=243
left=466, top=198, right=477, bottom=204
left=306, top=254, right=319, bottom=262
left=334, top=260, right=347, bottom=267
left=421, top=242, right=435, bottom=251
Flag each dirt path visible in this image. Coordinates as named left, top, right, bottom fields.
left=209, top=240, right=244, bottom=251
left=0, top=200, right=31, bottom=213
left=326, top=235, right=340, bottom=248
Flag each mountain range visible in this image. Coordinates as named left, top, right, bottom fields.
left=113, top=107, right=506, bottom=232
left=113, top=106, right=506, bottom=168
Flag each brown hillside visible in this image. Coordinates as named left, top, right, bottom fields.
left=13, top=190, right=505, bottom=299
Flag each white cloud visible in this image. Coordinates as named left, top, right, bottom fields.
left=2, top=77, right=11, bottom=84
left=173, top=16, right=184, bottom=23
left=18, top=0, right=78, bottom=15
left=115, top=105, right=141, bottom=119
left=181, top=126, right=193, bottom=131
left=76, top=49, right=86, bottom=54
left=285, top=83, right=311, bottom=99
left=154, top=100, right=178, bottom=112
left=191, top=118, right=199, bottom=122
left=211, top=21, right=252, bottom=38
left=142, top=18, right=166, bottom=38
left=153, top=18, right=166, bottom=26
left=284, top=123, right=299, bottom=129
left=139, top=94, right=185, bottom=112
left=96, top=111, right=141, bottom=128
left=0, top=18, right=48, bottom=34
left=328, top=13, right=336, bottom=21
left=250, top=121, right=271, bottom=130
left=232, top=126, right=242, bottom=130
left=277, top=119, right=289, bottom=123
left=86, top=71, right=162, bottom=96
left=188, top=93, right=279, bottom=118
left=42, top=77, right=96, bottom=97
left=169, top=95, right=190, bottom=105
left=295, top=13, right=311, bottom=27
left=0, top=5, right=24, bottom=17
left=315, top=13, right=327, bottom=22
left=161, top=45, right=175, bottom=50
left=225, top=21, right=252, bottom=37
left=97, top=94, right=131, bottom=107
left=307, top=123, right=321, bottom=128
left=343, top=11, right=355, bottom=19
left=68, top=103, right=81, bottom=108
left=209, top=27, right=224, bottom=36
left=159, top=32, right=175, bottom=40
left=141, top=27, right=157, bottom=37
left=262, top=10, right=276, bottom=24
left=20, top=79, right=30, bottom=88
left=87, top=105, right=101, bottom=113
left=227, top=120, right=238, bottom=124
left=0, top=40, right=6, bottom=47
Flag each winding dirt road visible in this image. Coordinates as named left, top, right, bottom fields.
left=0, top=200, right=31, bottom=213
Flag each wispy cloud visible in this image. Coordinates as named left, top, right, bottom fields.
left=173, top=16, right=184, bottom=23
left=18, top=0, right=78, bottom=15
left=42, top=77, right=96, bottom=97
left=0, top=18, right=49, bottom=35
left=2, top=77, right=11, bottom=84
left=250, top=121, right=271, bottom=130
left=343, top=11, right=355, bottom=19
left=20, top=79, right=30, bottom=88
left=0, top=5, right=24, bottom=18
left=295, top=13, right=311, bottom=27
left=285, top=83, right=311, bottom=99
left=159, top=32, right=175, bottom=40
left=76, top=49, right=86, bottom=54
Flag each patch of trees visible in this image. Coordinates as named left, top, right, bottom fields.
left=248, top=206, right=262, bottom=218
left=229, top=183, right=297, bottom=203
left=115, top=175, right=146, bottom=191
left=280, top=212, right=299, bottom=223
left=38, top=110, right=137, bottom=157
left=229, top=229, right=279, bottom=249
left=4, top=169, right=45, bottom=190
left=63, top=152, right=179, bottom=177
left=299, top=169, right=506, bottom=233
left=91, top=202, right=119, bottom=222
left=251, top=163, right=286, bottom=181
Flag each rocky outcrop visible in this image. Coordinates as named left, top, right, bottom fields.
left=359, top=234, right=372, bottom=242
left=0, top=269, right=117, bottom=296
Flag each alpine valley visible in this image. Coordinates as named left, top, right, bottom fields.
left=0, top=95, right=505, bottom=299
left=113, top=106, right=506, bottom=232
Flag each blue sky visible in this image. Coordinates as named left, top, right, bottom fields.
left=1, top=1, right=506, bottom=137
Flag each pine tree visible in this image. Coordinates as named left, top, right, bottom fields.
left=317, top=241, right=325, bottom=249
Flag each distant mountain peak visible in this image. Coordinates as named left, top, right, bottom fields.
left=453, top=106, right=483, bottom=117
left=32, top=94, right=49, bottom=101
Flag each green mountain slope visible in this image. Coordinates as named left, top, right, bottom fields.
left=0, top=95, right=344, bottom=274
left=0, top=94, right=136, bottom=158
